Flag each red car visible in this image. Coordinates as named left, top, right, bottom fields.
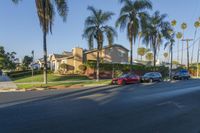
left=112, top=73, right=140, bottom=85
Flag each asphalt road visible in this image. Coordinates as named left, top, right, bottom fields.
left=1, top=79, right=200, bottom=133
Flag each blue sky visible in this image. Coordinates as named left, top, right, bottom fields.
left=0, top=0, right=200, bottom=64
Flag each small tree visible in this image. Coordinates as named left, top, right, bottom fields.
left=22, top=56, right=33, bottom=69
left=0, top=46, right=17, bottom=70
left=137, top=47, right=147, bottom=61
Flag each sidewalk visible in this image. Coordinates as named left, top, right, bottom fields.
left=0, top=76, right=18, bottom=92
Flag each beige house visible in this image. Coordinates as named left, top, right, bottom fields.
left=49, top=44, right=129, bottom=72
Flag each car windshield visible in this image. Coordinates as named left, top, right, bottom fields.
left=119, top=74, right=130, bottom=78
left=144, top=73, right=153, bottom=76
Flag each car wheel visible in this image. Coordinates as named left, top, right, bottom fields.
left=149, top=79, right=153, bottom=83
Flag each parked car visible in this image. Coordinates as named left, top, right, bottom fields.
left=112, top=73, right=140, bottom=85
left=173, top=69, right=190, bottom=80
left=141, top=72, right=162, bottom=83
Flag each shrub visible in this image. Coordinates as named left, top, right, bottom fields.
left=8, top=70, right=43, bottom=78
left=58, top=63, right=69, bottom=75
left=59, top=63, right=69, bottom=70
left=86, top=61, right=169, bottom=77
left=78, top=64, right=87, bottom=72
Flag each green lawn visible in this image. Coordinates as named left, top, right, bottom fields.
left=16, top=80, right=112, bottom=89
left=12, top=74, right=90, bottom=83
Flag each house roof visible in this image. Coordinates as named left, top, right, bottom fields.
left=84, top=44, right=129, bottom=54
left=62, top=51, right=73, bottom=56
left=53, top=54, right=69, bottom=59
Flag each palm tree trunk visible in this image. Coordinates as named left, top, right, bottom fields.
left=43, top=31, right=47, bottom=84
left=42, top=2, right=47, bottom=84
left=187, top=41, right=190, bottom=71
left=153, top=47, right=156, bottom=70
left=181, top=31, right=184, bottom=65
left=191, top=29, right=197, bottom=64
left=177, top=39, right=179, bottom=63
left=137, top=37, right=141, bottom=60
left=96, top=50, right=100, bottom=82
left=130, top=40, right=133, bottom=71
left=170, top=44, right=173, bottom=80
left=181, top=44, right=183, bottom=65
left=197, top=39, right=200, bottom=77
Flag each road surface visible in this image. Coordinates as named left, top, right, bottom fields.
left=1, top=79, right=200, bottom=133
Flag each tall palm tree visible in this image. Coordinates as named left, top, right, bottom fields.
left=171, top=20, right=177, bottom=27
left=176, top=32, right=183, bottom=63
left=137, top=47, right=146, bottom=60
left=13, top=0, right=68, bottom=84
left=83, top=6, right=117, bottom=81
left=138, top=32, right=143, bottom=48
left=191, top=21, right=200, bottom=64
left=165, top=33, right=175, bottom=80
left=116, top=0, right=152, bottom=69
left=137, top=31, right=143, bottom=59
left=181, top=22, right=187, bottom=65
left=163, top=52, right=169, bottom=62
left=142, top=11, right=171, bottom=69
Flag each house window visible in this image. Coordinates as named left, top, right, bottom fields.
left=119, top=50, right=125, bottom=57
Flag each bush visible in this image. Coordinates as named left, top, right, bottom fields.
left=86, top=61, right=169, bottom=77
left=58, top=63, right=69, bottom=75
left=8, top=70, right=43, bottom=78
left=78, top=64, right=87, bottom=72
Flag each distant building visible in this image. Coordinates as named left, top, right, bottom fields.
left=48, top=44, right=129, bottom=72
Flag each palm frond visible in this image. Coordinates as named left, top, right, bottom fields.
left=103, top=26, right=118, bottom=46
left=115, top=14, right=129, bottom=31
left=54, top=0, right=68, bottom=21
left=12, top=0, right=21, bottom=4
left=134, top=0, right=152, bottom=11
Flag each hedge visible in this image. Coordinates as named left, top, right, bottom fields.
left=8, top=70, right=44, bottom=78
left=86, top=61, right=169, bottom=77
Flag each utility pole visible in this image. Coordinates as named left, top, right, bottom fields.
left=197, top=40, right=200, bottom=78
left=182, top=39, right=193, bottom=71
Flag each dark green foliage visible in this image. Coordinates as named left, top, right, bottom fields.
left=86, top=61, right=169, bottom=77
left=78, top=64, right=87, bottom=72
left=0, top=46, right=17, bottom=70
left=8, top=70, right=42, bottom=78
left=59, top=63, right=69, bottom=69
left=22, top=55, right=33, bottom=69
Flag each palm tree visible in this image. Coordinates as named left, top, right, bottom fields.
left=145, top=52, right=153, bottom=62
left=191, top=21, right=200, bottom=64
left=176, top=32, right=183, bottom=63
left=181, top=22, right=187, bottom=65
left=165, top=33, right=175, bottom=80
left=138, top=32, right=143, bottom=48
left=137, top=31, right=143, bottom=59
left=163, top=52, right=169, bottom=62
left=116, top=0, right=152, bottom=69
left=83, top=6, right=117, bottom=81
left=142, top=11, right=171, bottom=69
left=13, top=0, right=68, bottom=84
left=171, top=20, right=177, bottom=27
left=137, top=47, right=146, bottom=60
